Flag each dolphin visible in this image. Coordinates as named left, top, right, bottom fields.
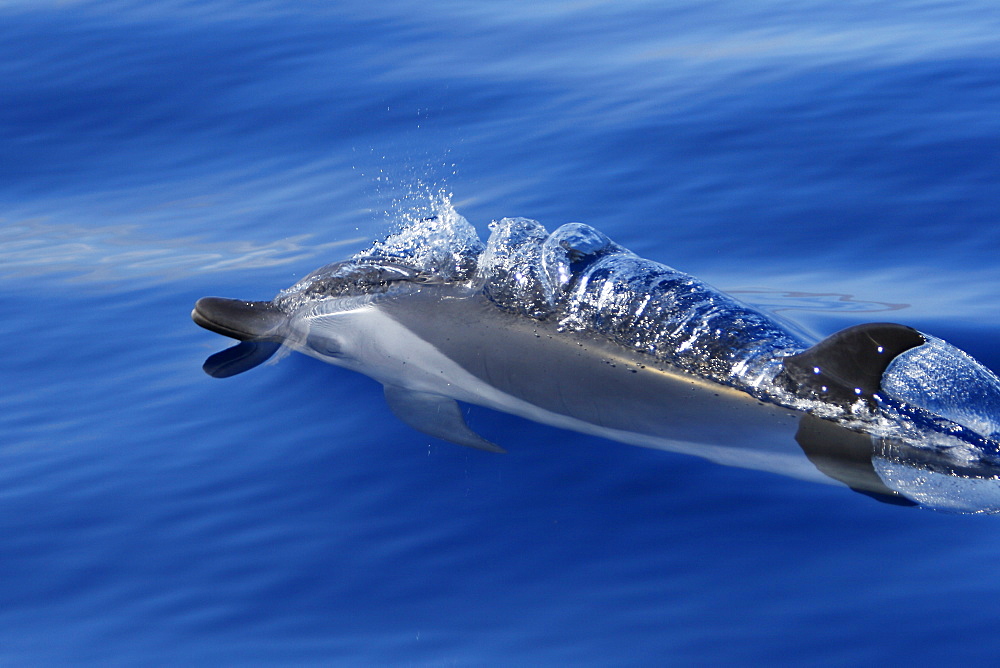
left=192, top=212, right=1000, bottom=512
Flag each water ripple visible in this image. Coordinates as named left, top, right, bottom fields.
left=0, top=219, right=365, bottom=285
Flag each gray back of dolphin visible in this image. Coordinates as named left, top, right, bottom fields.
left=379, top=288, right=800, bottom=444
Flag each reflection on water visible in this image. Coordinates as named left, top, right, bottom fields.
left=797, top=414, right=1000, bottom=514
left=874, top=441, right=1000, bottom=515
left=0, top=219, right=365, bottom=284
left=732, top=288, right=909, bottom=315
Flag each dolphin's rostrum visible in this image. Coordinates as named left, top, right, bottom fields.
left=192, top=207, right=1000, bottom=512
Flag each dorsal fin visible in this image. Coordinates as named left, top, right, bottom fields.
left=781, top=323, right=925, bottom=407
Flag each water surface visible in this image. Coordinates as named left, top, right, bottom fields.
left=3, top=1, right=1000, bottom=664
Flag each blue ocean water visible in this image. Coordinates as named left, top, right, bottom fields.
left=3, top=0, right=1000, bottom=664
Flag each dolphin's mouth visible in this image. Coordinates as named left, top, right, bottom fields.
left=191, top=297, right=286, bottom=341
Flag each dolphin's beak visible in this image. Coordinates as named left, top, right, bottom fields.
left=191, top=297, right=286, bottom=342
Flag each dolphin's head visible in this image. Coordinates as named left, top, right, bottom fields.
left=272, top=258, right=459, bottom=363
left=272, top=258, right=448, bottom=312
left=192, top=257, right=451, bottom=377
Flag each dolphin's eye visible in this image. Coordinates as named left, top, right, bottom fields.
left=306, top=332, right=344, bottom=358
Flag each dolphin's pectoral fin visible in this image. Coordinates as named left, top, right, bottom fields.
left=382, top=385, right=506, bottom=453
left=203, top=341, right=281, bottom=378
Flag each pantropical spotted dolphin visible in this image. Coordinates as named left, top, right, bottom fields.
left=192, top=210, right=1000, bottom=511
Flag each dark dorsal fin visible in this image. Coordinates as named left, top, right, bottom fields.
left=781, top=323, right=925, bottom=407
